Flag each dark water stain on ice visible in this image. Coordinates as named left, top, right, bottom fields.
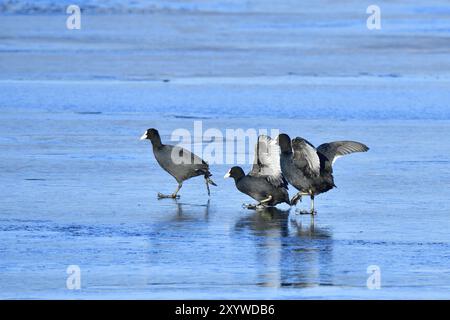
left=75, top=112, right=103, bottom=115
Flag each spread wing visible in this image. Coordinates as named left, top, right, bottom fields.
left=316, top=141, right=369, bottom=165
left=291, top=137, right=321, bottom=177
left=249, top=135, right=286, bottom=188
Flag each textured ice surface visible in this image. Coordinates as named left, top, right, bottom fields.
left=1, top=78, right=450, bottom=120
left=1, top=113, right=450, bottom=299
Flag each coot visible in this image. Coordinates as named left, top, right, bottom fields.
left=278, top=134, right=369, bottom=214
left=225, top=135, right=290, bottom=209
left=140, top=128, right=216, bottom=198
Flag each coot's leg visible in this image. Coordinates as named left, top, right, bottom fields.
left=310, top=195, right=317, bottom=215
left=158, top=182, right=182, bottom=199
left=291, top=192, right=310, bottom=206
left=295, top=193, right=315, bottom=214
left=259, top=195, right=273, bottom=205
left=242, top=196, right=272, bottom=209
left=291, top=192, right=302, bottom=205
left=205, top=177, right=211, bottom=196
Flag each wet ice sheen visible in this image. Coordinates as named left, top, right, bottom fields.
left=0, top=113, right=449, bottom=299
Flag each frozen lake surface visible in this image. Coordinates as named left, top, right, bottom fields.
left=1, top=1, right=450, bottom=299
left=1, top=110, right=449, bottom=299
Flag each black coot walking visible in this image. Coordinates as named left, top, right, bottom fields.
left=278, top=134, right=369, bottom=214
left=225, top=135, right=290, bottom=209
left=140, top=128, right=217, bottom=198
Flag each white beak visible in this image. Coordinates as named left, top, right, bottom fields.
left=140, top=132, right=148, bottom=140
left=224, top=170, right=231, bottom=179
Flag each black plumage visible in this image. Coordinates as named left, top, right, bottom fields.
left=278, top=133, right=369, bottom=214
left=140, top=128, right=216, bottom=198
left=225, top=135, right=290, bottom=208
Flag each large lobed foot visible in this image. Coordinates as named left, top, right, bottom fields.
left=242, top=203, right=257, bottom=210
left=157, top=193, right=180, bottom=199
left=295, top=209, right=317, bottom=215
left=242, top=203, right=267, bottom=210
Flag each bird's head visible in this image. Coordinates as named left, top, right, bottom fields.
left=224, top=166, right=245, bottom=181
left=140, top=128, right=160, bottom=142
left=277, top=133, right=292, bottom=153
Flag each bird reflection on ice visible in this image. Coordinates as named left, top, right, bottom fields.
left=235, top=207, right=333, bottom=289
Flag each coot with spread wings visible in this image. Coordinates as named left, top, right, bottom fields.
left=225, top=135, right=290, bottom=209
left=278, top=134, right=369, bottom=214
